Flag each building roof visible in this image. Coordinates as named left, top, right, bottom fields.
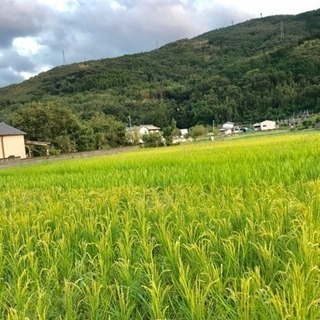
left=140, top=125, right=160, bottom=130
left=261, top=120, right=275, bottom=124
left=222, top=122, right=234, bottom=129
left=0, top=122, right=26, bottom=136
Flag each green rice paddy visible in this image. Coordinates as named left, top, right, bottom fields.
left=0, top=132, right=319, bottom=319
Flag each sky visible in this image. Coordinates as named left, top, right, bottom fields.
left=0, top=0, right=319, bottom=88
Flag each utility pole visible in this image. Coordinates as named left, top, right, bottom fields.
left=128, top=115, right=133, bottom=144
left=280, top=20, right=284, bottom=40
left=211, top=120, right=215, bottom=141
left=128, top=115, right=132, bottom=130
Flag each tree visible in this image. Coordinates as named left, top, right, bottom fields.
left=54, top=136, right=77, bottom=153
left=75, top=125, right=96, bottom=151
left=142, top=133, right=164, bottom=147
left=189, top=124, right=207, bottom=140
left=86, top=112, right=126, bottom=148
left=11, top=101, right=80, bottom=153
left=162, top=126, right=173, bottom=145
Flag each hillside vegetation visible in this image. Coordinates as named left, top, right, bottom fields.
left=0, top=133, right=319, bottom=318
left=0, top=9, right=319, bottom=152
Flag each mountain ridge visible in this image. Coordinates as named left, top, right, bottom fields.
left=0, top=8, right=319, bottom=129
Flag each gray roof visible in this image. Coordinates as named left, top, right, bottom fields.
left=0, top=122, right=26, bottom=136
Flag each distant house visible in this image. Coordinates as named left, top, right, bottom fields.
left=125, top=125, right=161, bottom=145
left=180, top=128, right=189, bottom=137
left=253, top=123, right=261, bottom=131
left=220, top=121, right=234, bottom=135
left=261, top=120, right=276, bottom=131
left=253, top=120, right=276, bottom=131
left=139, top=125, right=161, bottom=136
left=0, top=122, right=26, bottom=159
left=220, top=121, right=237, bottom=135
left=172, top=128, right=189, bottom=144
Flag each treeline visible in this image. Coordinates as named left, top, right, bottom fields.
left=10, top=102, right=125, bottom=154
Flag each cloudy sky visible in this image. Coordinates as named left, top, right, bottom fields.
left=0, top=0, right=319, bottom=88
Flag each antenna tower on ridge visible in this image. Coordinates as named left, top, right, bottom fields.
left=62, top=50, right=66, bottom=65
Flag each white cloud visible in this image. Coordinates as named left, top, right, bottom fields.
left=37, top=0, right=80, bottom=12
left=110, top=1, right=126, bottom=10
left=12, top=37, right=44, bottom=56
left=19, top=65, right=51, bottom=80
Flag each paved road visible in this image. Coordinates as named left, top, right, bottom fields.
left=0, top=146, right=139, bottom=170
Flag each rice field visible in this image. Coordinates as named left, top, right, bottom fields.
left=0, top=132, right=319, bottom=319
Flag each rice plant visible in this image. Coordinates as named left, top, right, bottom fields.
left=0, top=132, right=319, bottom=319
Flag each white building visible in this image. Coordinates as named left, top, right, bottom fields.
left=220, top=122, right=236, bottom=135
left=253, top=120, right=276, bottom=131
left=253, top=123, right=261, bottom=131
left=139, top=125, right=161, bottom=136
left=180, top=128, right=188, bottom=137
left=172, top=128, right=189, bottom=144
left=260, top=120, right=276, bottom=131
left=0, top=123, right=26, bottom=159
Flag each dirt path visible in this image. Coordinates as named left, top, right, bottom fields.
left=0, top=146, right=139, bottom=170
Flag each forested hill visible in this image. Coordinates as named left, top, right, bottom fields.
left=0, top=9, right=319, bottom=130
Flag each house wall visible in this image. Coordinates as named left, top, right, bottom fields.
left=180, top=129, right=188, bottom=136
left=0, top=135, right=26, bottom=159
left=139, top=127, right=149, bottom=135
left=0, top=137, right=3, bottom=159
left=261, top=121, right=276, bottom=131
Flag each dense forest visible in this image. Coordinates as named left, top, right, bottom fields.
left=0, top=9, right=319, bottom=152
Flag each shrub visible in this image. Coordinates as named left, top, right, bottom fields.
left=189, top=124, right=207, bottom=139
left=142, top=133, right=164, bottom=147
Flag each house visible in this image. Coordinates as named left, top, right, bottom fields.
left=260, top=120, right=276, bottom=131
left=253, top=123, right=261, bottom=131
left=180, top=128, right=188, bottom=137
left=220, top=122, right=236, bottom=135
left=0, top=122, right=27, bottom=159
left=139, top=125, right=161, bottom=136
left=125, top=125, right=161, bottom=145
left=172, top=128, right=189, bottom=144
left=253, top=120, right=276, bottom=131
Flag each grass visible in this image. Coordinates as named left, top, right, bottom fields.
left=0, top=132, right=319, bottom=319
